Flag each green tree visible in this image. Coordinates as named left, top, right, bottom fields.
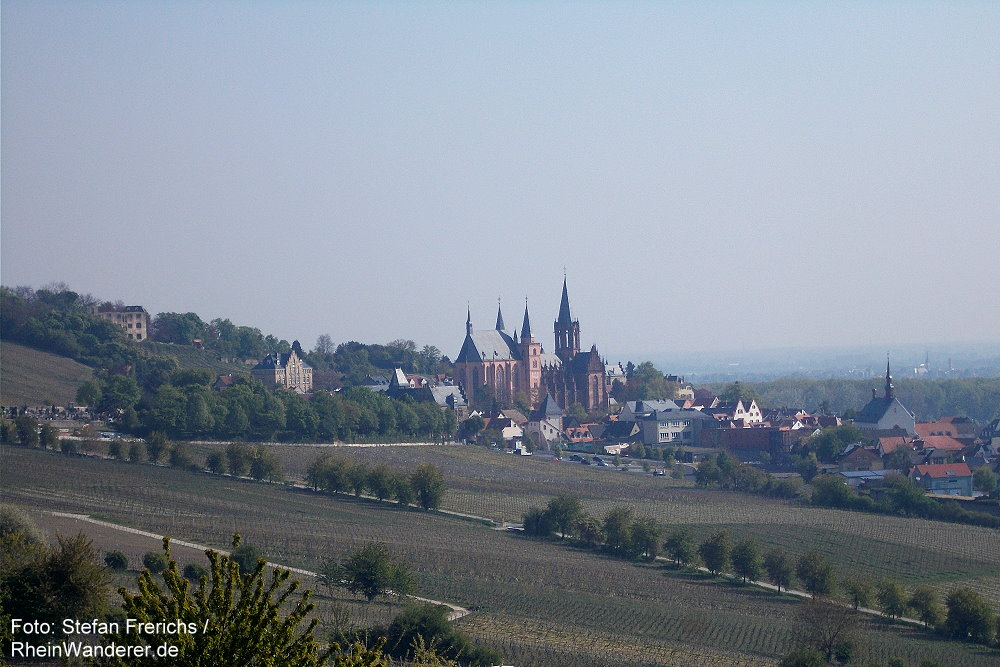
left=143, top=551, right=169, bottom=574
left=877, top=580, right=908, bottom=619
left=410, top=463, right=446, bottom=511
left=2, top=531, right=110, bottom=648
left=663, top=527, right=697, bottom=569
left=574, top=514, right=604, bottom=548
left=146, top=431, right=170, bottom=464
left=796, top=551, right=834, bottom=599
left=99, top=535, right=332, bottom=665
left=104, top=550, right=129, bottom=571
left=602, top=507, right=634, bottom=555
left=39, top=423, right=59, bottom=449
left=842, top=575, right=874, bottom=610
left=522, top=507, right=555, bottom=537
left=128, top=440, right=147, bottom=462
left=376, top=603, right=500, bottom=666
left=14, top=414, right=39, bottom=447
left=182, top=562, right=208, bottom=582
left=973, top=466, right=997, bottom=495
left=170, top=442, right=195, bottom=469
left=945, top=586, right=996, bottom=644
left=546, top=494, right=582, bottom=539
left=339, top=542, right=413, bottom=603
left=230, top=542, right=262, bottom=575
left=225, top=441, right=250, bottom=477
left=205, top=451, right=225, bottom=475
left=368, top=464, right=393, bottom=502
left=909, top=585, right=945, bottom=629
left=698, top=530, right=731, bottom=576
left=249, top=445, right=283, bottom=482
left=731, top=538, right=763, bottom=584
left=629, top=516, right=661, bottom=561
left=392, top=473, right=415, bottom=506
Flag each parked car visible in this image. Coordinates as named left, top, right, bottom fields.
left=569, top=454, right=583, bottom=462
left=580, top=459, right=591, bottom=465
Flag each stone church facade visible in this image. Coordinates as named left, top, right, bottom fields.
left=454, top=279, right=608, bottom=412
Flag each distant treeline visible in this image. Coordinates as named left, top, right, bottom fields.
left=77, top=368, right=457, bottom=443
left=704, top=377, right=1000, bottom=423
left=1, top=284, right=453, bottom=395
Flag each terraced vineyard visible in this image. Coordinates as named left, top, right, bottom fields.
left=6, top=444, right=999, bottom=665
left=192, top=441, right=1000, bottom=612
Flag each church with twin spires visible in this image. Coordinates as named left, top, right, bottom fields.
left=454, top=278, right=608, bottom=412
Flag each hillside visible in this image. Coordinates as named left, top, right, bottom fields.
left=139, top=340, right=252, bottom=377
left=0, top=340, right=94, bottom=405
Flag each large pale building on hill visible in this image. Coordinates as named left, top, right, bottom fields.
left=454, top=279, right=608, bottom=412
left=92, top=305, right=150, bottom=341
left=252, top=345, right=313, bottom=393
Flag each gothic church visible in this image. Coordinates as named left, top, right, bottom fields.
left=455, top=279, right=608, bottom=412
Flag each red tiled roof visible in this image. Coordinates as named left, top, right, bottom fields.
left=913, top=463, right=972, bottom=479
left=915, top=422, right=956, bottom=438
left=919, top=435, right=965, bottom=451
left=879, top=436, right=912, bottom=454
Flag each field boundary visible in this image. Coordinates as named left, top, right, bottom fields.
left=48, top=512, right=470, bottom=621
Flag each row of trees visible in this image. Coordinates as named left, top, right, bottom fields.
left=521, top=494, right=1000, bottom=650
left=693, top=450, right=1000, bottom=530
left=77, top=365, right=458, bottom=443
left=306, top=455, right=447, bottom=511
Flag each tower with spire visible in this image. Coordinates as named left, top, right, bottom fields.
left=554, top=276, right=581, bottom=364
left=853, top=356, right=915, bottom=436
left=453, top=277, right=609, bottom=412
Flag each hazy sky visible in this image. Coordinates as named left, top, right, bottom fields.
left=3, top=2, right=999, bottom=361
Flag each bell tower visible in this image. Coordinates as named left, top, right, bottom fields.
left=554, top=276, right=580, bottom=364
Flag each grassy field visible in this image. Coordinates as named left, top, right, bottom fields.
left=0, top=340, right=94, bottom=405
left=6, top=444, right=999, bottom=666
left=139, top=341, right=252, bottom=376
left=188, top=441, right=1000, bottom=613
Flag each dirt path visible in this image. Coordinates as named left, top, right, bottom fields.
left=43, top=511, right=470, bottom=621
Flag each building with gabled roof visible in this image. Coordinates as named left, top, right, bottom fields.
left=853, top=361, right=915, bottom=436
left=252, top=345, right=313, bottom=393
left=910, top=462, right=974, bottom=496
left=454, top=278, right=609, bottom=411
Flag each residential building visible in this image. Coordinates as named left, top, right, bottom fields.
left=93, top=305, right=150, bottom=341
left=909, top=462, right=974, bottom=496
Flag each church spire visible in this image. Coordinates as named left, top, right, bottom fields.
left=521, top=298, right=532, bottom=340
left=885, top=356, right=894, bottom=399
left=466, top=305, right=472, bottom=336
left=495, top=298, right=505, bottom=331
left=557, top=276, right=572, bottom=326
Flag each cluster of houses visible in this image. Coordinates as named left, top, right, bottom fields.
left=450, top=363, right=999, bottom=499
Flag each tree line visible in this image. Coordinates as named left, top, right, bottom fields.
left=521, top=493, right=1000, bottom=657
left=306, top=455, right=447, bottom=511
left=693, top=450, right=1000, bottom=530
left=73, top=365, right=457, bottom=443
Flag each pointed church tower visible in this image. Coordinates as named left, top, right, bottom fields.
left=884, top=357, right=895, bottom=399
left=495, top=299, right=505, bottom=331
left=554, top=276, right=581, bottom=364
left=518, top=299, right=542, bottom=405
left=466, top=306, right=473, bottom=336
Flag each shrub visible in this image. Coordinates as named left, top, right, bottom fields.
left=183, top=562, right=208, bottom=581
left=104, top=550, right=129, bottom=571
left=230, top=542, right=262, bottom=575
left=142, top=551, right=168, bottom=574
